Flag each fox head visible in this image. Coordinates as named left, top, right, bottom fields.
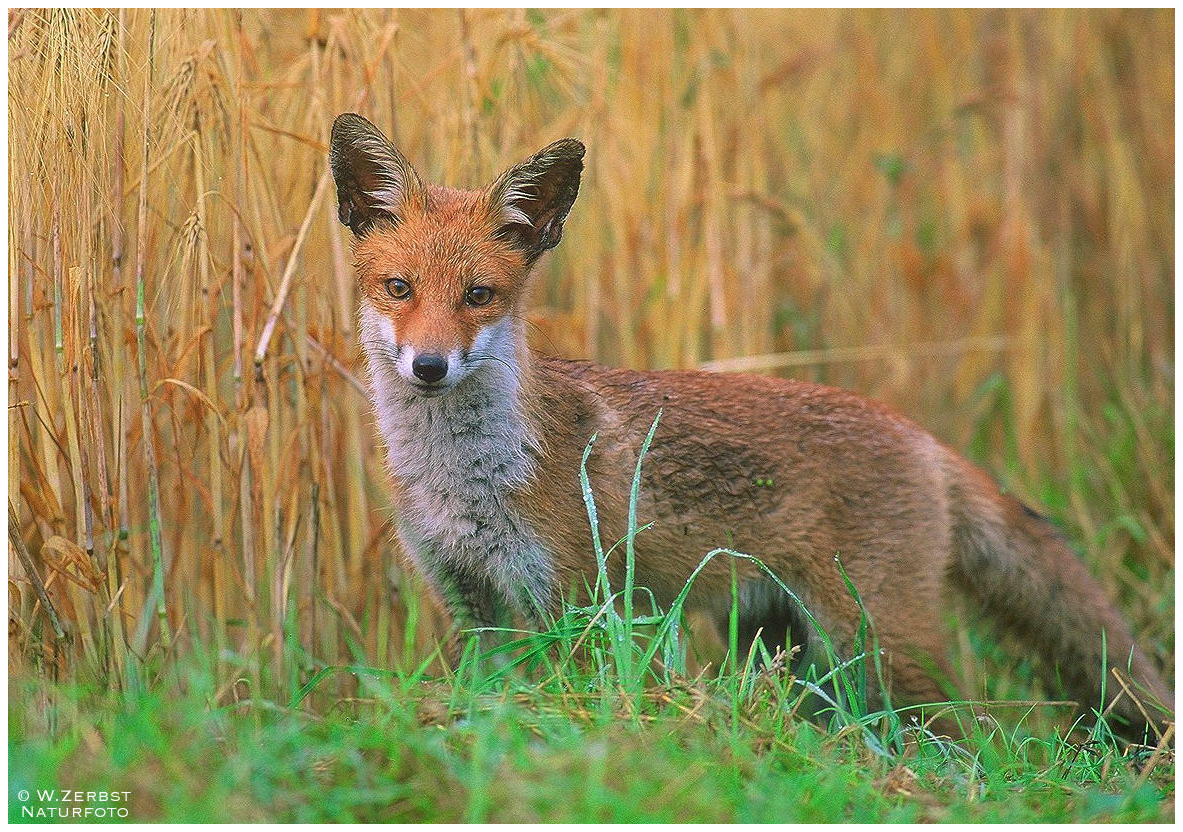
left=330, top=113, right=584, bottom=396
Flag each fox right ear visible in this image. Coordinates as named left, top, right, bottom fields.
left=488, top=138, right=585, bottom=264
left=330, top=113, right=423, bottom=236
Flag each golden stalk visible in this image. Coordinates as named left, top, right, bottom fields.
left=251, top=169, right=331, bottom=373
left=699, top=335, right=1018, bottom=374
left=193, top=125, right=227, bottom=657
left=9, top=499, right=66, bottom=642
left=132, top=10, right=170, bottom=653
left=10, top=220, right=26, bottom=591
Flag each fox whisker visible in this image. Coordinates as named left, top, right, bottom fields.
left=360, top=341, right=401, bottom=366
left=465, top=351, right=515, bottom=374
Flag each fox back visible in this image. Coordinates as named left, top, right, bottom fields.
left=330, top=112, right=1173, bottom=741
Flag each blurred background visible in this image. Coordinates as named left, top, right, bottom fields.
left=8, top=9, right=1173, bottom=701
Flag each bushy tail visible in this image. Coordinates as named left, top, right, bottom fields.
left=947, top=457, right=1173, bottom=742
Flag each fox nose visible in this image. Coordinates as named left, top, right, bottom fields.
left=411, top=353, right=448, bottom=383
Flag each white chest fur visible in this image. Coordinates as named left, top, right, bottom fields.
left=358, top=307, right=555, bottom=620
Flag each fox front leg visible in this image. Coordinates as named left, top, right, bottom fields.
left=429, top=564, right=512, bottom=665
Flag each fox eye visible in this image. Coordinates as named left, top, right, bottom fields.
left=385, top=278, right=411, bottom=300
left=465, top=286, right=494, bottom=307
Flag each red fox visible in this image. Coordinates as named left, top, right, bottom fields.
left=330, top=112, right=1172, bottom=740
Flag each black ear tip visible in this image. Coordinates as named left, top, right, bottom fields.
left=331, top=112, right=379, bottom=145
left=537, top=138, right=586, bottom=163
left=559, top=138, right=586, bottom=160
left=333, top=112, right=369, bottom=128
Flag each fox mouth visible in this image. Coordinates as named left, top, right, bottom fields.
left=408, top=381, right=452, bottom=398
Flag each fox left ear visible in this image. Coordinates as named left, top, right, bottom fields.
left=488, top=139, right=585, bottom=263
left=330, top=112, right=423, bottom=236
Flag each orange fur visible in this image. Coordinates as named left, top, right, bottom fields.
left=353, top=188, right=529, bottom=357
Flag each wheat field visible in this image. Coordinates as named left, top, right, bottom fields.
left=8, top=7, right=1173, bottom=717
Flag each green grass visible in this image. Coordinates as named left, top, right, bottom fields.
left=9, top=668, right=1173, bottom=823
left=9, top=419, right=1174, bottom=823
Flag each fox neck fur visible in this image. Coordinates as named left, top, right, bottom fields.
left=360, top=306, right=554, bottom=623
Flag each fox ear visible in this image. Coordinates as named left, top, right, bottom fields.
left=330, top=113, right=422, bottom=236
left=488, top=138, right=585, bottom=263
